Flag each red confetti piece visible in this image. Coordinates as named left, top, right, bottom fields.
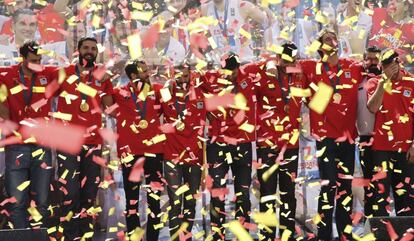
left=20, top=119, right=85, bottom=155
left=92, top=155, right=107, bottom=168
left=45, top=79, right=59, bottom=99
left=384, top=220, right=399, bottom=240
left=27, top=63, right=45, bottom=73
left=205, top=94, right=235, bottom=111
left=99, top=128, right=119, bottom=143
left=128, top=157, right=146, bottom=183
left=285, top=0, right=300, bottom=8
left=93, top=66, right=107, bottom=81
left=372, top=171, right=387, bottom=182
left=141, top=23, right=160, bottom=49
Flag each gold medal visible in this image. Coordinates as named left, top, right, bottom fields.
left=80, top=102, right=90, bottom=112
left=333, top=93, right=342, bottom=103
left=139, top=119, right=148, bottom=129
left=176, top=121, right=185, bottom=132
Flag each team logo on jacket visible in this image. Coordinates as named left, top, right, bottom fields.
left=39, top=77, right=48, bottom=85
left=345, top=71, right=351, bottom=78
left=241, top=81, right=248, bottom=89
left=403, top=89, right=411, bottom=97
left=95, top=80, right=101, bottom=87
left=197, top=101, right=204, bottom=109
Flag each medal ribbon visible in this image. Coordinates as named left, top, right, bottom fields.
left=75, top=65, right=92, bottom=103
left=130, top=84, right=148, bottom=120
left=18, top=66, right=36, bottom=110
left=323, top=63, right=341, bottom=93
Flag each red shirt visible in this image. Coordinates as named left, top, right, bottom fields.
left=2, top=64, right=57, bottom=137
left=201, top=63, right=258, bottom=144
left=160, top=85, right=206, bottom=165
left=1, top=4, right=65, bottom=43
left=3, top=64, right=57, bottom=123
left=301, top=59, right=364, bottom=140
left=56, top=64, right=114, bottom=145
left=256, top=62, right=303, bottom=149
left=367, top=70, right=414, bottom=152
left=369, top=8, right=414, bottom=62
left=113, top=82, right=164, bottom=156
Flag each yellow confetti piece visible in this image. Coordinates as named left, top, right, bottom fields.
left=47, top=226, right=56, bottom=234
left=290, top=87, right=311, bottom=97
left=82, top=232, right=94, bottom=239
left=127, top=34, right=142, bottom=59
left=33, top=86, right=45, bottom=93
left=66, top=74, right=78, bottom=85
left=228, top=220, right=253, bottom=241
left=238, top=122, right=255, bottom=133
left=17, top=180, right=31, bottom=191
left=175, top=184, right=190, bottom=196
left=344, top=224, right=352, bottom=234
left=91, top=15, right=101, bottom=28
left=239, top=28, right=251, bottom=39
left=262, top=163, right=279, bottom=182
left=35, top=0, right=47, bottom=6
left=309, top=82, right=333, bottom=114
left=108, top=227, right=118, bottom=233
left=289, top=129, right=300, bottom=145
left=226, top=152, right=233, bottom=164
left=341, top=196, right=352, bottom=206
left=28, top=206, right=42, bottom=222
left=281, top=229, right=292, bottom=241
left=0, top=84, right=8, bottom=102
left=208, top=37, right=217, bottom=49
left=50, top=112, right=72, bottom=121
left=10, top=85, right=23, bottom=95
left=160, top=88, right=172, bottom=102
left=130, top=11, right=154, bottom=22
left=32, top=148, right=43, bottom=157
left=252, top=212, right=279, bottom=227
left=76, top=82, right=97, bottom=97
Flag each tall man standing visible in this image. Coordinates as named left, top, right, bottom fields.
left=367, top=49, right=414, bottom=217
left=53, top=37, right=114, bottom=240
left=301, top=29, right=365, bottom=240
left=0, top=40, right=57, bottom=228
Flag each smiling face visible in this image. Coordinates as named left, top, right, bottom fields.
left=13, top=13, right=37, bottom=45
left=78, top=40, right=98, bottom=67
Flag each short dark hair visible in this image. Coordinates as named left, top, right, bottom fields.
left=124, top=59, right=146, bottom=79
left=280, top=42, right=298, bottom=61
left=77, top=37, right=98, bottom=50
left=364, top=45, right=382, bottom=59
left=12, top=8, right=36, bottom=24
left=222, top=52, right=240, bottom=70
left=19, top=40, right=40, bottom=58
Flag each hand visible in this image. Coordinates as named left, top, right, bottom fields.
left=383, top=62, right=399, bottom=80
left=407, top=145, right=414, bottom=163
left=266, top=60, right=278, bottom=79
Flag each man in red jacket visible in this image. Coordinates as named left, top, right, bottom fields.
left=160, top=62, right=206, bottom=241
left=53, top=37, right=114, bottom=241
left=256, top=42, right=302, bottom=241
left=301, top=29, right=365, bottom=241
left=367, top=49, right=414, bottom=217
left=202, top=53, right=257, bottom=240
left=112, top=59, right=164, bottom=239
left=0, top=40, right=57, bottom=228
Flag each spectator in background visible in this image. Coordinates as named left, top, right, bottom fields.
left=200, top=0, right=274, bottom=63
left=0, top=0, right=65, bottom=44
left=336, top=0, right=373, bottom=58
left=0, top=9, right=65, bottom=66
left=369, top=0, right=414, bottom=65
left=0, top=0, right=32, bottom=43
